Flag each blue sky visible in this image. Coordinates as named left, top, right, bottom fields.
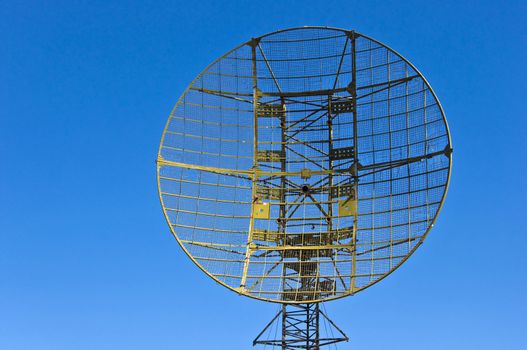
left=1, top=1, right=526, bottom=349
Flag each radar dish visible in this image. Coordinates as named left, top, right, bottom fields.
left=157, top=27, right=452, bottom=304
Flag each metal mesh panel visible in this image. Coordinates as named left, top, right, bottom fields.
left=157, top=27, right=451, bottom=303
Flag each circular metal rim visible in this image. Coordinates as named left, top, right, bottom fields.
left=157, top=26, right=453, bottom=304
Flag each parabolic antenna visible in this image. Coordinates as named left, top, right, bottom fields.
left=157, top=26, right=451, bottom=348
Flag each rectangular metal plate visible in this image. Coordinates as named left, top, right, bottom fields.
left=329, top=146, right=355, bottom=161
left=256, top=187, right=282, bottom=200
left=256, top=103, right=285, bottom=118
left=331, top=99, right=354, bottom=114
left=338, top=198, right=357, bottom=217
left=257, top=149, right=285, bottom=162
left=253, top=202, right=270, bottom=219
left=330, top=184, right=354, bottom=198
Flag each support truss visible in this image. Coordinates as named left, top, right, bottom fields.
left=253, top=303, right=348, bottom=350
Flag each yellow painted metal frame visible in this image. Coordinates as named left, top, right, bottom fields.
left=156, top=26, right=453, bottom=304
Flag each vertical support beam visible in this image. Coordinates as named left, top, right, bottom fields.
left=281, top=304, right=287, bottom=350
left=423, top=79, right=430, bottom=228
left=327, top=94, right=336, bottom=293
left=327, top=94, right=334, bottom=234
left=386, top=47, right=393, bottom=269
left=350, top=31, right=359, bottom=293
left=240, top=38, right=260, bottom=290
left=315, top=303, right=320, bottom=349
left=306, top=304, right=310, bottom=349
left=279, top=96, right=288, bottom=296
left=404, top=62, right=412, bottom=251
left=279, top=97, right=287, bottom=232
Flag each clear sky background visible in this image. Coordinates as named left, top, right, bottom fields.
left=1, top=1, right=526, bottom=349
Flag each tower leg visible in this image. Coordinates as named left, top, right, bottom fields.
left=253, top=303, right=348, bottom=350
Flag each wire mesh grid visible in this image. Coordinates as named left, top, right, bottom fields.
left=157, top=27, right=451, bottom=303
